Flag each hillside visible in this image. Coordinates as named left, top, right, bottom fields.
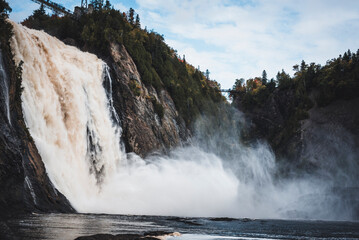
left=231, top=50, right=359, bottom=171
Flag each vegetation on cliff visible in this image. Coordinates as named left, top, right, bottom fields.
left=22, top=2, right=225, bottom=126
left=0, top=0, right=13, bottom=65
left=232, top=51, right=359, bottom=109
left=231, top=50, right=359, bottom=158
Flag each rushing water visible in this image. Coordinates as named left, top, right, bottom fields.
left=0, top=48, right=11, bottom=125
left=9, top=21, right=359, bottom=221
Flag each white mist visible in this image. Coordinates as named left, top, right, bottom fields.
left=10, top=22, right=356, bottom=220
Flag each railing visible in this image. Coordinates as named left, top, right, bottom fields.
left=30, top=0, right=73, bottom=16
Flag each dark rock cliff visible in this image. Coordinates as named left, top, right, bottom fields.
left=0, top=41, right=74, bottom=219
left=108, top=43, right=189, bottom=157
left=233, top=88, right=359, bottom=173
left=234, top=88, right=302, bottom=160
left=299, top=95, right=359, bottom=176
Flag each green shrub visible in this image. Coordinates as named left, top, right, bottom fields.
left=151, top=97, right=164, bottom=119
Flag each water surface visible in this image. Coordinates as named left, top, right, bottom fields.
left=6, top=213, right=359, bottom=240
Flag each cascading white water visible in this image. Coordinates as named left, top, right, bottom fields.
left=10, top=22, right=124, bottom=208
left=10, top=22, right=357, bottom=220
left=0, top=48, right=11, bottom=125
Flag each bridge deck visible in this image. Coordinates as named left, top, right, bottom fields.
left=31, top=0, right=73, bottom=16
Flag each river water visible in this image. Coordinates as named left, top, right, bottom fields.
left=6, top=213, right=359, bottom=240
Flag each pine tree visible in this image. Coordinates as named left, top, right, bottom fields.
left=300, top=60, right=307, bottom=71
left=33, top=3, right=46, bottom=18
left=135, top=14, right=140, bottom=28
left=205, top=69, right=210, bottom=80
left=128, top=8, right=135, bottom=24
left=90, top=0, right=103, bottom=10
left=104, top=0, right=111, bottom=10
left=0, top=0, right=11, bottom=19
left=261, top=70, right=267, bottom=85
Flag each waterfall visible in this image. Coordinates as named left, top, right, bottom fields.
left=10, top=22, right=123, bottom=208
left=9, top=21, right=357, bottom=220
left=0, top=48, right=11, bottom=125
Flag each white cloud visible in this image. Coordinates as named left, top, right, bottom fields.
left=113, top=3, right=129, bottom=12
left=135, top=0, right=359, bottom=88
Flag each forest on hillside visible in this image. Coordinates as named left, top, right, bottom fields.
left=231, top=50, right=359, bottom=159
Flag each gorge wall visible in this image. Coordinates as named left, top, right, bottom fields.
left=108, top=42, right=189, bottom=157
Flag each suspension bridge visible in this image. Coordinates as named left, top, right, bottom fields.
left=30, top=0, right=91, bottom=18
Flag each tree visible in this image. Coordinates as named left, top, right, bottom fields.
left=276, top=69, right=292, bottom=89
left=104, top=0, right=111, bottom=10
left=300, top=60, right=307, bottom=71
left=33, top=3, right=46, bottom=18
left=128, top=8, right=135, bottom=24
left=135, top=14, right=140, bottom=28
left=343, top=51, right=349, bottom=61
left=0, top=0, right=11, bottom=19
left=90, top=0, right=103, bottom=10
left=232, top=78, right=245, bottom=92
left=205, top=69, right=210, bottom=80
left=261, top=70, right=267, bottom=85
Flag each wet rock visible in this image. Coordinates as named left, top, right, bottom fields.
left=109, top=43, right=189, bottom=157
left=75, top=232, right=180, bottom=240
left=210, top=217, right=237, bottom=222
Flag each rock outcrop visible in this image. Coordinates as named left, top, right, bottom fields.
left=234, top=88, right=302, bottom=160
left=299, top=96, right=359, bottom=175
left=108, top=43, right=189, bottom=157
left=233, top=88, right=359, bottom=173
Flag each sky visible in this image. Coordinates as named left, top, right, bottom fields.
left=8, top=0, right=359, bottom=89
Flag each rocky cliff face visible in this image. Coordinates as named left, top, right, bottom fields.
left=234, top=88, right=302, bottom=160
left=234, top=88, right=359, bottom=173
left=0, top=43, right=74, bottom=219
left=300, top=96, right=359, bottom=176
left=108, top=42, right=189, bottom=157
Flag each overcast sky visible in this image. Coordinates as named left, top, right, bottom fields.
left=9, top=0, right=359, bottom=89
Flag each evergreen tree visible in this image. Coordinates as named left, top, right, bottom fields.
left=135, top=14, right=140, bottom=28
left=33, top=3, right=46, bottom=18
left=300, top=60, right=307, bottom=71
left=205, top=69, right=210, bottom=80
left=276, top=69, right=292, bottom=89
left=90, top=0, right=103, bottom=10
left=343, top=51, right=349, bottom=61
left=128, top=8, right=135, bottom=24
left=261, top=70, right=267, bottom=85
left=104, top=0, right=111, bottom=10
left=0, top=0, right=11, bottom=19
